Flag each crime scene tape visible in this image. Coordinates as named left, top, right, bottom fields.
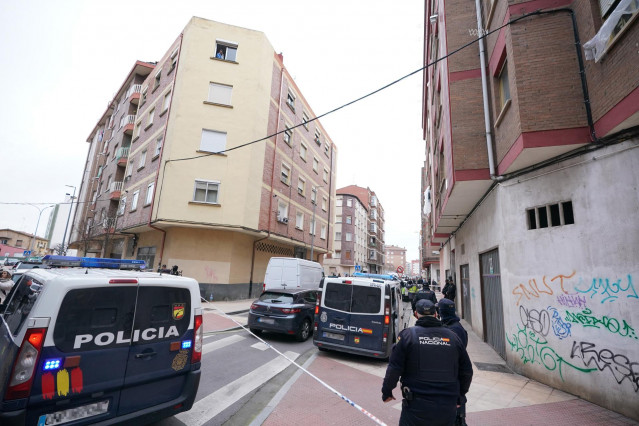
left=206, top=303, right=388, bottom=426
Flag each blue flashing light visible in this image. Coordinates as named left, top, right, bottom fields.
left=352, top=272, right=396, bottom=281
left=43, top=358, right=62, bottom=371
left=182, top=340, right=192, bottom=349
left=43, top=255, right=146, bottom=270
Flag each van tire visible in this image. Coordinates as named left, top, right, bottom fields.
left=296, top=319, right=311, bottom=342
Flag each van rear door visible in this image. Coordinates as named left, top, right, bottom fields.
left=117, top=285, right=194, bottom=415
left=320, top=282, right=384, bottom=351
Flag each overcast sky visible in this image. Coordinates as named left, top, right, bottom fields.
left=0, top=0, right=425, bottom=261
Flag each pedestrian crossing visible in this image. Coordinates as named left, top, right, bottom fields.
left=163, top=332, right=300, bottom=426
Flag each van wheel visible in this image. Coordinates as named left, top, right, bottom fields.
left=296, top=319, right=311, bottom=342
left=250, top=328, right=262, bottom=336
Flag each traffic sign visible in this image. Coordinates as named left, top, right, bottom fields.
left=396, top=265, right=404, bottom=274
left=23, top=250, right=32, bottom=256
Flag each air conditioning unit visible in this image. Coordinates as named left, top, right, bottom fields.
left=282, top=217, right=289, bottom=224
left=277, top=215, right=289, bottom=224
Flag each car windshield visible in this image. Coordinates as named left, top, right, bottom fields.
left=259, top=292, right=295, bottom=304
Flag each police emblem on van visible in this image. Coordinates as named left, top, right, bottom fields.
left=173, top=303, right=185, bottom=320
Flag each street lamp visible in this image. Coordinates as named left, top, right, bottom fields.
left=28, top=204, right=55, bottom=257
left=61, top=185, right=77, bottom=255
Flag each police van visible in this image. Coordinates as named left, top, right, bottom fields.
left=0, top=255, right=203, bottom=426
left=312, top=274, right=409, bottom=359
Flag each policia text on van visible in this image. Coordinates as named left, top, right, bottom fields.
left=0, top=255, right=203, bottom=426
left=313, top=275, right=408, bottom=359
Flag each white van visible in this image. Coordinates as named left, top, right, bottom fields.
left=263, top=257, right=324, bottom=291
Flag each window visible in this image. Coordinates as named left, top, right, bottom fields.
left=106, top=175, right=112, bottom=192
left=138, top=150, right=147, bottom=170
left=322, top=197, right=327, bottom=211
left=153, top=70, right=162, bottom=90
left=169, top=48, right=178, bottom=72
left=527, top=201, right=574, bottom=230
left=345, top=250, right=352, bottom=260
left=154, top=136, right=163, bottom=157
left=3, top=276, right=45, bottom=335
left=302, top=112, right=310, bottom=129
left=311, top=188, right=317, bottom=204
left=313, top=157, right=319, bottom=173
left=336, top=215, right=342, bottom=223
left=297, top=178, right=305, bottom=196
left=16, top=239, right=23, bottom=247
left=345, top=233, right=352, bottom=242
left=277, top=201, right=288, bottom=221
left=193, top=180, right=220, bottom=204
left=346, top=216, right=352, bottom=224
left=281, top=163, right=291, bottom=185
left=145, top=182, right=155, bottom=206
left=215, top=41, right=238, bottom=61
left=324, top=142, right=329, bottom=156
left=335, top=231, right=342, bottom=241
left=130, top=190, right=139, bottom=211
left=314, top=129, right=321, bottom=145
left=370, top=222, right=377, bottom=232
left=200, top=129, right=227, bottom=153
left=118, top=196, right=126, bottom=216
left=286, top=91, right=296, bottom=111
left=323, top=168, right=329, bottom=182
left=134, top=121, right=141, bottom=139
left=162, top=91, right=172, bottom=112
left=208, top=82, right=233, bottom=106
left=347, top=198, right=353, bottom=207
left=321, top=224, right=327, bottom=240
left=498, top=60, right=510, bottom=110
left=141, top=86, right=148, bottom=105
left=296, top=211, right=304, bottom=229
left=147, top=108, right=155, bottom=128
left=283, top=126, right=292, bottom=145
left=300, top=143, right=308, bottom=161
left=137, top=246, right=156, bottom=271
left=369, top=250, right=376, bottom=260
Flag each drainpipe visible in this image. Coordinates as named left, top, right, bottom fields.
left=475, top=0, right=497, bottom=179
left=249, top=54, right=286, bottom=296
left=148, top=33, right=183, bottom=269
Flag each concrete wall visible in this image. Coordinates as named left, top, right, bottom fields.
left=448, top=140, right=639, bottom=420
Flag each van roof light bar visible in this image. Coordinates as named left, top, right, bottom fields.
left=352, top=272, right=396, bottom=281
left=42, top=255, right=146, bottom=270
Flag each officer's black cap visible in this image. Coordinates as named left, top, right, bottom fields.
left=415, top=299, right=437, bottom=315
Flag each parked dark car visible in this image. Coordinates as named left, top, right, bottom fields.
left=248, top=289, right=318, bottom=341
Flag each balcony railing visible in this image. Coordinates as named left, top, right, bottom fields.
left=109, top=181, right=123, bottom=199
left=126, top=84, right=142, bottom=99
left=116, top=147, right=130, bottom=166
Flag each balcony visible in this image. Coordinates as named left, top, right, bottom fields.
left=122, top=115, right=135, bottom=135
left=109, top=181, right=123, bottom=200
left=116, top=147, right=130, bottom=167
left=127, top=84, right=142, bottom=104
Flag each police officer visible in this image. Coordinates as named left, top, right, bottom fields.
left=411, top=283, right=437, bottom=313
left=382, top=300, right=473, bottom=426
left=407, top=280, right=418, bottom=304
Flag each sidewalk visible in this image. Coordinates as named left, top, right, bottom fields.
left=201, top=298, right=638, bottom=425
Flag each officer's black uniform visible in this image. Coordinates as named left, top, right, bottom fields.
left=411, top=285, right=437, bottom=312
left=382, top=300, right=473, bottom=426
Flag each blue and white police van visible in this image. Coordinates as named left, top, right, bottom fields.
left=0, top=256, right=203, bottom=425
left=312, top=274, right=409, bottom=359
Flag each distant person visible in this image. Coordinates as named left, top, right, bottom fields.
left=0, top=270, right=15, bottom=304
left=443, top=278, right=457, bottom=302
left=412, top=283, right=437, bottom=313
left=216, top=49, right=224, bottom=59
left=382, top=300, right=473, bottom=425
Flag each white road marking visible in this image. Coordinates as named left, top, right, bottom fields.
left=202, top=334, right=246, bottom=355
left=176, top=350, right=300, bottom=426
left=251, top=342, right=270, bottom=351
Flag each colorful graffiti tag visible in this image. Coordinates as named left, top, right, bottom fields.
left=564, top=308, right=637, bottom=339
left=570, top=341, right=639, bottom=392
left=574, top=275, right=638, bottom=304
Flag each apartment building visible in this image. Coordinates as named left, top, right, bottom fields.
left=0, top=229, right=49, bottom=257
left=323, top=186, right=385, bottom=275
left=384, top=245, right=406, bottom=275
left=71, top=17, right=337, bottom=300
left=422, top=0, right=638, bottom=419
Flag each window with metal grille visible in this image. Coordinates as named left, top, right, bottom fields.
left=527, top=201, right=575, bottom=230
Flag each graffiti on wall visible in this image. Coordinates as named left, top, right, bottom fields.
left=570, top=341, right=639, bottom=392
left=506, top=323, right=596, bottom=380
left=565, top=308, right=637, bottom=339
left=557, top=293, right=587, bottom=309
left=512, top=271, right=575, bottom=306
left=574, top=275, right=638, bottom=304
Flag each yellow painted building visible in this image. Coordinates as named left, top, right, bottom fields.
left=72, top=18, right=337, bottom=299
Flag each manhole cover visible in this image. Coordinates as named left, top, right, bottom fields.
left=474, top=362, right=513, bottom=374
